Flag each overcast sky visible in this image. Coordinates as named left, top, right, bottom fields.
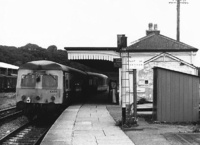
left=0, top=0, right=200, bottom=66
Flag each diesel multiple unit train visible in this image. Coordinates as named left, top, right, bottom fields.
left=15, top=60, right=109, bottom=119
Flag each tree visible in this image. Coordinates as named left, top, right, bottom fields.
left=0, top=43, right=95, bottom=72
left=47, top=45, right=57, bottom=52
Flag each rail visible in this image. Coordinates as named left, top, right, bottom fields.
left=0, top=121, right=50, bottom=145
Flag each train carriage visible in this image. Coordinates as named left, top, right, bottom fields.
left=16, top=60, right=88, bottom=119
left=0, top=62, right=18, bottom=92
left=16, top=60, right=109, bottom=119
left=0, top=75, right=17, bottom=92
left=87, top=72, right=109, bottom=92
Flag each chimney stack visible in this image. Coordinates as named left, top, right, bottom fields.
left=148, top=23, right=153, bottom=30
left=146, top=23, right=160, bottom=35
left=154, top=24, right=158, bottom=30
left=117, top=34, right=127, bottom=51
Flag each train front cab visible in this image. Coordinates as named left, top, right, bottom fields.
left=16, top=69, right=65, bottom=118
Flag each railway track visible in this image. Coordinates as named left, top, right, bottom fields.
left=0, top=106, right=16, bottom=115
left=0, top=120, right=50, bottom=145
left=0, top=106, right=22, bottom=122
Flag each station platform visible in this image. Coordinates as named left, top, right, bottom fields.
left=41, top=103, right=135, bottom=145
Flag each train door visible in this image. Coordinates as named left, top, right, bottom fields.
left=64, top=73, right=70, bottom=103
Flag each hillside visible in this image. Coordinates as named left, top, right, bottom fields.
left=0, top=43, right=97, bottom=72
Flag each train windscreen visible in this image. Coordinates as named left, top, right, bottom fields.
left=42, top=74, right=58, bottom=88
left=21, top=74, right=36, bottom=87
left=21, top=73, right=58, bottom=88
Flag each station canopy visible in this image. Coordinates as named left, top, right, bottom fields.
left=65, top=47, right=120, bottom=61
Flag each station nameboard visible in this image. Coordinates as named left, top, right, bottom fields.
left=128, top=58, right=144, bottom=69
left=169, top=0, right=188, bottom=4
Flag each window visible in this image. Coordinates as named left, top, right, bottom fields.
left=42, top=74, right=58, bottom=88
left=145, top=80, right=148, bottom=84
left=66, top=80, right=69, bottom=89
left=21, top=74, right=36, bottom=87
left=89, top=79, right=93, bottom=85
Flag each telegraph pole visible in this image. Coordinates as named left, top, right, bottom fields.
left=169, top=0, right=188, bottom=42
left=177, top=0, right=180, bottom=41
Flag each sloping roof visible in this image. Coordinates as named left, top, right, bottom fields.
left=0, top=62, right=19, bottom=69
left=153, top=67, right=199, bottom=78
left=126, top=34, right=198, bottom=52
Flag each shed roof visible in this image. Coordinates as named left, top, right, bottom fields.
left=153, top=66, right=199, bottom=78
left=0, top=62, right=19, bottom=69
left=126, top=34, right=198, bottom=52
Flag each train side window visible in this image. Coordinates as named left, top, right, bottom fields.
left=66, top=80, right=69, bottom=89
left=93, top=78, right=97, bottom=85
left=89, top=79, right=93, bottom=85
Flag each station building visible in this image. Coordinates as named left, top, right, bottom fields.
left=65, top=24, right=199, bottom=103
left=125, top=24, right=198, bottom=101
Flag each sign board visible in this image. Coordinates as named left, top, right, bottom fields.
left=113, top=58, right=122, bottom=68
left=169, top=0, right=188, bottom=4
left=128, top=58, right=144, bottom=69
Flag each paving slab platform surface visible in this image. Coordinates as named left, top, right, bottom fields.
left=41, top=104, right=135, bottom=145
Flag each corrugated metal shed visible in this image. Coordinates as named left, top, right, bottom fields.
left=153, top=67, right=199, bottom=122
